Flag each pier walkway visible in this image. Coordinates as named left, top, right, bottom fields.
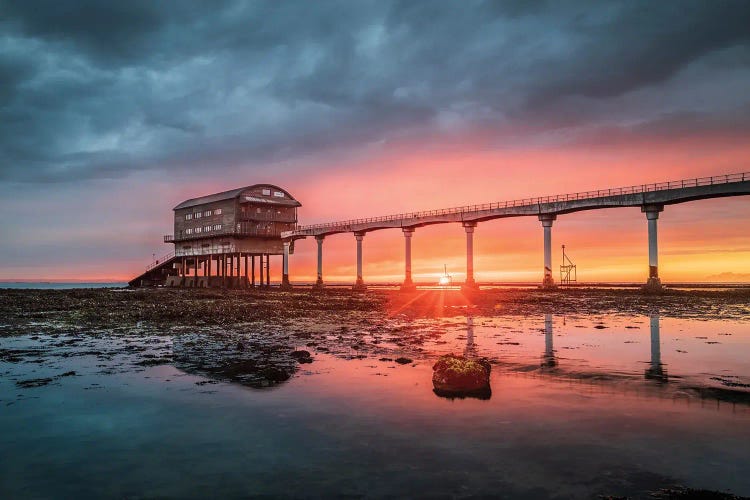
left=280, top=172, right=750, bottom=291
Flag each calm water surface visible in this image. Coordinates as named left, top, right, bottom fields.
left=1, top=314, right=749, bottom=499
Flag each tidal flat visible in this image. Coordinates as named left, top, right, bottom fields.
left=1, top=287, right=749, bottom=499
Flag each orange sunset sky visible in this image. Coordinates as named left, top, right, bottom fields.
left=1, top=2, right=749, bottom=284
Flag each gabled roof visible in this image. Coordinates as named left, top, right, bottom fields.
left=173, top=184, right=300, bottom=210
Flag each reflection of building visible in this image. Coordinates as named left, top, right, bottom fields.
left=645, top=314, right=668, bottom=382
left=541, top=314, right=557, bottom=368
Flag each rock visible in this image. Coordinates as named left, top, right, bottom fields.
left=394, top=357, right=413, bottom=365
left=261, top=366, right=291, bottom=383
left=290, top=350, right=312, bottom=363
left=432, top=354, right=491, bottom=399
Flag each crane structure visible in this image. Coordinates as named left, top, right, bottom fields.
left=560, top=245, right=577, bottom=286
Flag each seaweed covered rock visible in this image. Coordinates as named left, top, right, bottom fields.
left=432, top=354, right=491, bottom=399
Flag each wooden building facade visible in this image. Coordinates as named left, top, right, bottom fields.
left=129, top=184, right=300, bottom=288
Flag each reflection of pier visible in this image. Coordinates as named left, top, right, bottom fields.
left=464, top=316, right=476, bottom=358
left=542, top=314, right=557, bottom=368
left=645, top=314, right=668, bottom=382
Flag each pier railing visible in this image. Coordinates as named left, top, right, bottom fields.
left=292, top=171, right=749, bottom=232
left=145, top=251, right=174, bottom=272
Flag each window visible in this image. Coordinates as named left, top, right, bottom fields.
left=256, top=207, right=261, bottom=213
left=185, top=214, right=192, bottom=220
left=262, top=188, right=271, bottom=196
left=273, top=191, right=284, bottom=198
left=214, top=224, right=222, bottom=231
left=195, top=227, right=202, bottom=234
left=204, top=226, right=211, bottom=232
left=214, top=208, right=222, bottom=215
left=204, top=210, right=211, bottom=217
left=186, top=228, right=193, bottom=235
left=195, top=212, right=202, bottom=219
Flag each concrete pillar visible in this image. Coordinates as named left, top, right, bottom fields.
left=314, top=236, right=325, bottom=290
left=401, top=228, right=417, bottom=292
left=646, top=313, right=667, bottom=381
left=461, top=222, right=479, bottom=291
left=642, top=205, right=664, bottom=291
left=353, top=232, right=367, bottom=291
left=265, top=254, right=270, bottom=287
left=251, top=255, right=255, bottom=288
left=539, top=215, right=557, bottom=289
left=281, top=241, right=292, bottom=290
left=244, top=254, right=249, bottom=288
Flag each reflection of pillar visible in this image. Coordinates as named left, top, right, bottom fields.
left=461, top=222, right=479, bottom=291
left=464, top=316, right=475, bottom=357
left=542, top=313, right=557, bottom=368
left=244, top=254, right=248, bottom=287
left=353, top=233, right=367, bottom=291
left=314, top=236, right=325, bottom=290
left=401, top=228, right=416, bottom=292
left=539, top=215, right=556, bottom=288
left=281, top=242, right=292, bottom=290
left=642, top=205, right=664, bottom=291
left=645, top=313, right=667, bottom=381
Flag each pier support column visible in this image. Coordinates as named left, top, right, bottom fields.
left=244, top=254, right=249, bottom=288
left=353, top=232, right=367, bottom=291
left=539, top=215, right=557, bottom=289
left=281, top=241, right=292, bottom=290
left=642, top=205, right=664, bottom=292
left=265, top=254, right=270, bottom=287
left=401, top=228, right=417, bottom=292
left=313, top=236, right=325, bottom=290
left=461, top=222, right=479, bottom=292
left=251, top=255, right=255, bottom=288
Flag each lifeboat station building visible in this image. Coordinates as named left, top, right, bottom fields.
left=129, top=184, right=300, bottom=288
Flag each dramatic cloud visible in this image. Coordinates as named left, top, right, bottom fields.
left=1, top=0, right=749, bottom=183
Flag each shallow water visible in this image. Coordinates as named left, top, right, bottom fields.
left=1, top=313, right=749, bottom=499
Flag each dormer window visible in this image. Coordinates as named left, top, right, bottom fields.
left=262, top=188, right=271, bottom=196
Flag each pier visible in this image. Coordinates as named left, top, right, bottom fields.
left=280, top=172, right=750, bottom=291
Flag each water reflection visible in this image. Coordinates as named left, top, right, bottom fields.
left=541, top=313, right=557, bottom=368
left=432, top=315, right=492, bottom=400
left=645, top=314, right=668, bottom=383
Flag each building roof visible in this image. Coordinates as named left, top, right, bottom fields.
left=173, top=184, right=301, bottom=210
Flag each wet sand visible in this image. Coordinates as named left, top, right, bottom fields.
left=2, top=287, right=749, bottom=498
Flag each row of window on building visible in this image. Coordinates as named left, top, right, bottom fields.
left=185, top=224, right=222, bottom=235
left=186, top=208, right=222, bottom=220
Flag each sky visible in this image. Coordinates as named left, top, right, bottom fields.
left=1, top=0, right=750, bottom=283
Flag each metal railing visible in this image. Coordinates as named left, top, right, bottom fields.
left=175, top=245, right=239, bottom=257
left=165, top=226, right=291, bottom=243
left=290, top=172, right=749, bottom=233
left=145, top=251, right=175, bottom=272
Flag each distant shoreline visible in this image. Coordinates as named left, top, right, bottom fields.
left=1, top=281, right=748, bottom=290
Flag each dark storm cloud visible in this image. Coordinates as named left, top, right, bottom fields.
left=1, top=0, right=749, bottom=183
